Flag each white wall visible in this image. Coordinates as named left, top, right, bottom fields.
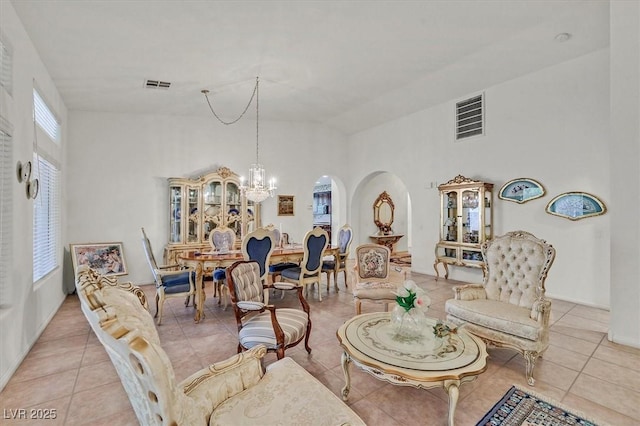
left=0, top=3, right=68, bottom=390
left=66, top=112, right=348, bottom=285
left=348, top=49, right=610, bottom=308
left=609, top=0, right=640, bottom=348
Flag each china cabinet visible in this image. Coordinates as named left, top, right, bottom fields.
left=164, top=167, right=260, bottom=264
left=434, top=175, right=493, bottom=279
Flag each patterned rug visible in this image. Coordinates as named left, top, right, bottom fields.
left=476, top=385, right=606, bottom=426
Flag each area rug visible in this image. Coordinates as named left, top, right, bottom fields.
left=476, top=385, right=606, bottom=426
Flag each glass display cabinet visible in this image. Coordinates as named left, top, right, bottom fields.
left=165, top=166, right=260, bottom=264
left=434, top=175, right=493, bottom=279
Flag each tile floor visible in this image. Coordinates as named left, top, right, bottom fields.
left=1, top=270, right=639, bottom=425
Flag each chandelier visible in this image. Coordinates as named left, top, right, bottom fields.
left=202, top=77, right=276, bottom=203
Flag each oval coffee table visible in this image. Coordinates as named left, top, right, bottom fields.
left=336, top=312, right=488, bottom=426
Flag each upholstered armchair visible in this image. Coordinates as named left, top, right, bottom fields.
left=445, top=231, right=556, bottom=386
left=141, top=227, right=195, bottom=325
left=351, top=243, right=406, bottom=315
left=322, top=224, right=353, bottom=292
left=226, top=260, right=312, bottom=360
left=75, top=266, right=365, bottom=426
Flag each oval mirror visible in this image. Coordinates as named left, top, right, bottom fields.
left=373, top=191, right=395, bottom=234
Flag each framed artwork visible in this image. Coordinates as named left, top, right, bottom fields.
left=545, top=192, right=607, bottom=221
left=277, top=195, right=294, bottom=216
left=498, top=178, right=545, bottom=204
left=70, top=242, right=128, bottom=277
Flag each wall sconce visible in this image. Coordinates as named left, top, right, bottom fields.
left=16, top=160, right=39, bottom=199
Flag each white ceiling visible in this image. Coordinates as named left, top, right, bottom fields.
left=10, top=0, right=609, bottom=134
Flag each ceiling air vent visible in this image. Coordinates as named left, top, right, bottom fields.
left=456, top=94, right=484, bottom=140
left=144, top=79, right=171, bottom=89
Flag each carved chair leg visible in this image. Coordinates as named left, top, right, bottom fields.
left=524, top=350, right=539, bottom=386
left=355, top=299, right=362, bottom=315
left=304, top=321, right=312, bottom=354
left=156, top=300, right=164, bottom=326
left=154, top=293, right=160, bottom=318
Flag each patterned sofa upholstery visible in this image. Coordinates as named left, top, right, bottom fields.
left=445, top=231, right=556, bottom=386
left=75, top=265, right=365, bottom=425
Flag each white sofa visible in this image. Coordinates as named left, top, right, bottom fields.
left=75, top=266, right=365, bottom=425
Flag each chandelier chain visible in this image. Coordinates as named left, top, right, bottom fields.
left=255, top=77, right=259, bottom=164
left=202, top=78, right=258, bottom=126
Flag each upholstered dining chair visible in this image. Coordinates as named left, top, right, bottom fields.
left=141, top=227, right=196, bottom=325
left=322, top=224, right=353, bottom=292
left=226, top=260, right=312, bottom=359
left=445, top=231, right=556, bottom=386
left=351, top=243, right=406, bottom=315
left=241, top=227, right=276, bottom=303
left=280, top=227, right=329, bottom=301
left=265, top=225, right=298, bottom=283
left=209, top=226, right=237, bottom=308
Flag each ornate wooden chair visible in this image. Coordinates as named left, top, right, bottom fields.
left=322, top=224, right=353, bottom=292
left=226, top=260, right=312, bottom=360
left=351, top=243, right=406, bottom=315
left=445, top=231, right=556, bottom=386
left=279, top=227, right=329, bottom=301
left=265, top=224, right=298, bottom=283
left=209, top=226, right=237, bottom=308
left=141, top=227, right=195, bottom=325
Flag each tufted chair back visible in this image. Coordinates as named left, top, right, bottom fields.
left=481, top=231, right=556, bottom=309
left=228, top=261, right=265, bottom=304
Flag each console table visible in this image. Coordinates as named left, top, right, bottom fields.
left=369, top=234, right=403, bottom=253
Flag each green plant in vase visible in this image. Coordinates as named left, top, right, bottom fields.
left=391, top=280, right=430, bottom=340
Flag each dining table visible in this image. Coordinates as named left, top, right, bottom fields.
left=179, top=244, right=339, bottom=322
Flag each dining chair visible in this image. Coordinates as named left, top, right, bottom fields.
left=241, top=227, right=276, bottom=304
left=209, top=226, right=237, bottom=308
left=141, top=227, right=196, bottom=325
left=265, top=224, right=298, bottom=283
left=279, top=227, right=329, bottom=301
left=226, top=260, right=312, bottom=360
left=321, top=224, right=353, bottom=293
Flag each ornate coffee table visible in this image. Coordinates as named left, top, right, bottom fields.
left=336, top=312, right=488, bottom=426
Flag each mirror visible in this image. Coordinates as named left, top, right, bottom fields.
left=373, top=191, right=395, bottom=235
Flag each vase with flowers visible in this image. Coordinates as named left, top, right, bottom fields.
left=390, top=280, right=430, bottom=340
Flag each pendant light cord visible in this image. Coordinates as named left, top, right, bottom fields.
left=202, top=77, right=261, bottom=164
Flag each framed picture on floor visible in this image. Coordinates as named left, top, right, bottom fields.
left=278, top=195, right=294, bottom=216
left=69, top=242, right=128, bottom=277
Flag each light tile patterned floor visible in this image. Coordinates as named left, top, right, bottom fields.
left=1, top=271, right=639, bottom=425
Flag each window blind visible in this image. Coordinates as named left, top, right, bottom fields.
left=0, top=128, right=12, bottom=306
left=33, top=89, right=60, bottom=143
left=33, top=155, right=60, bottom=282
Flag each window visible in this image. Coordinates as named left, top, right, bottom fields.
left=33, top=155, right=60, bottom=282
left=33, top=89, right=60, bottom=143
left=0, top=127, right=12, bottom=306
left=456, top=94, right=484, bottom=140
left=0, top=35, right=12, bottom=95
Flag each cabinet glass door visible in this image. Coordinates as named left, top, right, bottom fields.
left=170, top=186, right=182, bottom=243
left=187, top=186, right=199, bottom=243
left=226, top=181, right=241, bottom=239
left=461, top=189, right=480, bottom=244
left=203, top=181, right=223, bottom=242
left=484, top=189, right=492, bottom=240
left=442, top=191, right=458, bottom=242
